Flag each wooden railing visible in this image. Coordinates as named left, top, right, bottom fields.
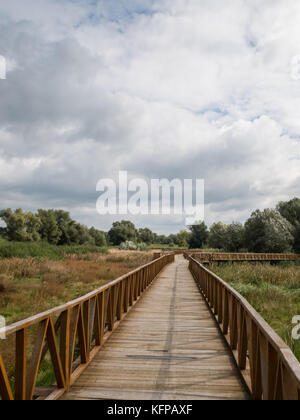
left=0, top=253, right=174, bottom=401
left=191, top=252, right=300, bottom=262
left=187, top=255, right=300, bottom=400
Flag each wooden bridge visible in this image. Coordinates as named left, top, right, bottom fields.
left=190, top=252, right=300, bottom=263
left=155, top=251, right=300, bottom=263
left=0, top=253, right=300, bottom=400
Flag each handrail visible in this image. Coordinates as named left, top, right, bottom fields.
left=189, top=252, right=300, bottom=262
left=0, top=253, right=175, bottom=400
left=186, top=255, right=300, bottom=400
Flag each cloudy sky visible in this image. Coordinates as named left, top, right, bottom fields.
left=0, top=0, right=300, bottom=234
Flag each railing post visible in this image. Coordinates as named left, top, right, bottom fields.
left=15, top=328, right=27, bottom=400
left=230, top=296, right=238, bottom=350
left=59, top=310, right=70, bottom=388
left=124, top=279, right=129, bottom=313
left=222, top=289, right=229, bottom=335
left=117, top=281, right=124, bottom=321
left=0, top=355, right=14, bottom=401
left=237, top=305, right=247, bottom=370
left=83, top=300, right=91, bottom=361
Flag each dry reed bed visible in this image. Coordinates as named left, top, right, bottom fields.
left=207, top=262, right=300, bottom=361
left=0, top=251, right=154, bottom=388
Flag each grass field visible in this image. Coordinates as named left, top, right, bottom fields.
left=0, top=251, right=153, bottom=325
left=208, top=262, right=300, bottom=362
left=0, top=250, right=154, bottom=389
left=0, top=237, right=108, bottom=259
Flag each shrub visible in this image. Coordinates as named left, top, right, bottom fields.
left=119, top=241, right=147, bottom=251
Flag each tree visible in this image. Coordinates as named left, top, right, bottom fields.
left=224, top=222, right=245, bottom=252
left=74, top=223, right=93, bottom=245
left=176, top=230, right=191, bottom=248
left=277, top=198, right=300, bottom=226
left=155, top=235, right=169, bottom=245
left=89, top=227, right=107, bottom=247
left=168, top=234, right=178, bottom=246
left=277, top=198, right=300, bottom=253
left=245, top=209, right=293, bottom=253
left=208, top=222, right=228, bottom=250
left=188, top=222, right=209, bottom=249
left=294, top=224, right=300, bottom=253
left=0, top=208, right=41, bottom=242
left=53, top=210, right=76, bottom=245
left=25, top=212, right=41, bottom=242
left=108, top=221, right=137, bottom=246
left=138, top=228, right=154, bottom=244
left=38, top=209, right=61, bottom=244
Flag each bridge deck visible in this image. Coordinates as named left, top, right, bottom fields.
left=61, top=256, right=249, bottom=400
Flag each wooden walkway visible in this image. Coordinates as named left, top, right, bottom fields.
left=61, top=256, right=249, bottom=400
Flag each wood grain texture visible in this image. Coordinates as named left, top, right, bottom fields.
left=61, top=256, right=249, bottom=400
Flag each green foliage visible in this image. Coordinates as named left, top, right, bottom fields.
left=188, top=221, right=209, bottom=249
left=89, top=227, right=107, bottom=247
left=119, top=241, right=147, bottom=251
left=277, top=198, right=300, bottom=252
left=294, top=224, right=300, bottom=253
left=0, top=208, right=41, bottom=242
left=0, top=208, right=107, bottom=248
left=224, top=222, right=245, bottom=252
left=53, top=210, right=76, bottom=245
left=153, top=234, right=172, bottom=245
left=277, top=198, right=300, bottom=227
left=0, top=238, right=107, bottom=259
left=176, top=230, right=191, bottom=248
left=138, top=228, right=154, bottom=244
left=108, top=221, right=137, bottom=246
left=210, top=262, right=300, bottom=362
left=208, top=222, right=228, bottom=249
left=1, top=197, right=300, bottom=254
left=37, top=209, right=61, bottom=244
left=245, top=209, right=294, bottom=253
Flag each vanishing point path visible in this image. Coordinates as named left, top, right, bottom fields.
left=61, top=255, right=249, bottom=400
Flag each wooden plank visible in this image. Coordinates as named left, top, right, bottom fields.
left=26, top=319, right=48, bottom=400
left=0, top=354, right=14, bottom=400
left=15, top=328, right=27, bottom=400
left=61, top=256, right=249, bottom=401
left=59, top=309, right=70, bottom=388
left=46, top=318, right=66, bottom=389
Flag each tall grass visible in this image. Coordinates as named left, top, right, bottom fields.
left=209, top=262, right=300, bottom=362
left=0, top=251, right=153, bottom=390
left=0, top=238, right=108, bottom=259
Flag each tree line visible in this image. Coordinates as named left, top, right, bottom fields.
left=0, top=209, right=107, bottom=247
left=189, top=198, right=300, bottom=253
left=0, top=197, right=299, bottom=253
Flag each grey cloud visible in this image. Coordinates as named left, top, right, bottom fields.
left=0, top=1, right=300, bottom=234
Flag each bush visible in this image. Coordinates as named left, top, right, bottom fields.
left=0, top=238, right=108, bottom=260
left=119, top=241, right=147, bottom=251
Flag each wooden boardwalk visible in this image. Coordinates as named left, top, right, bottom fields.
left=61, top=256, right=249, bottom=400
